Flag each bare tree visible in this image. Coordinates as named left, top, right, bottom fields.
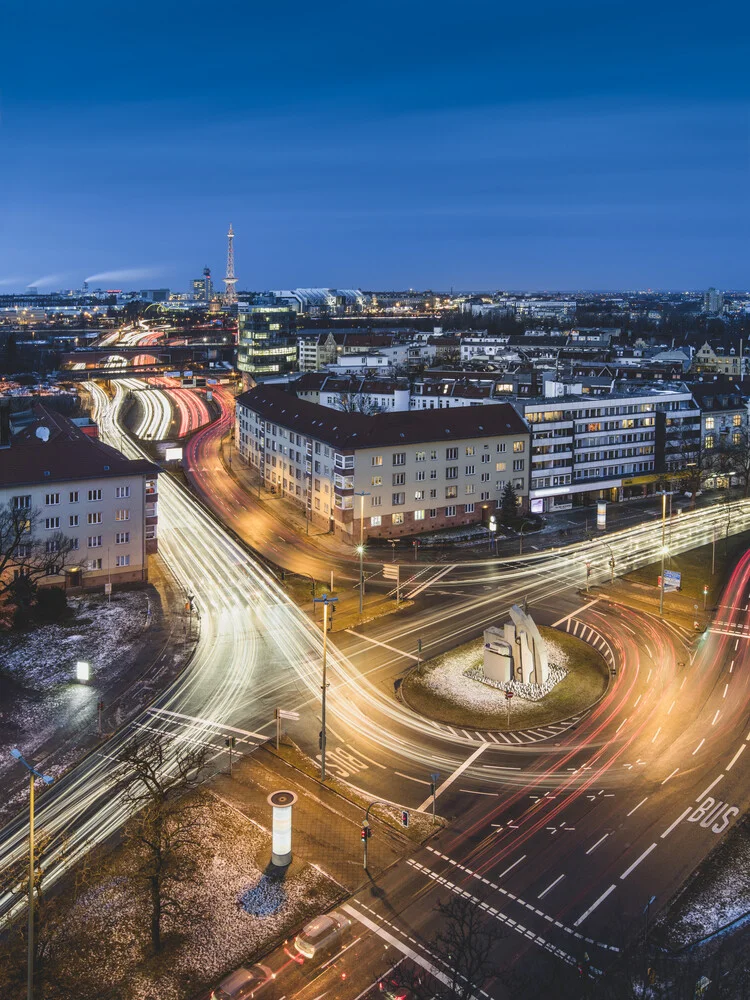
left=716, top=428, right=750, bottom=497
left=0, top=502, right=79, bottom=620
left=387, top=895, right=499, bottom=999
left=117, top=731, right=211, bottom=954
left=334, top=392, right=382, bottom=415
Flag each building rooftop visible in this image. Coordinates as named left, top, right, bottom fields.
left=0, top=404, right=159, bottom=489
left=237, top=385, right=528, bottom=449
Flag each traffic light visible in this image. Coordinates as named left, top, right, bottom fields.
left=225, top=736, right=236, bottom=750
left=319, top=730, right=324, bottom=749
left=361, top=825, right=368, bottom=841
left=400, top=810, right=410, bottom=828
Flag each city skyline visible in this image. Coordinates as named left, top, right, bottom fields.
left=2, top=0, right=746, bottom=291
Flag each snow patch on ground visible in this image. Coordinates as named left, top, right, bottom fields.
left=65, top=796, right=341, bottom=999
left=661, top=820, right=750, bottom=946
left=1, top=591, right=149, bottom=689
left=420, top=633, right=569, bottom=710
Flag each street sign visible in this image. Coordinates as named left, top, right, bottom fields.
left=104, top=582, right=112, bottom=595
left=382, top=563, right=399, bottom=581
left=400, top=809, right=410, bottom=828
left=276, top=709, right=300, bottom=721
left=662, top=569, right=682, bottom=592
left=505, top=690, right=514, bottom=700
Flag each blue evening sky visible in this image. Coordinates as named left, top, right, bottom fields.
left=1, top=0, right=747, bottom=291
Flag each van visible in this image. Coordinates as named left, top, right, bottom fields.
left=293, top=910, right=352, bottom=962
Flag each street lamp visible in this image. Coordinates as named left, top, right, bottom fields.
left=354, top=491, right=370, bottom=615
left=10, top=749, right=54, bottom=1000
left=312, top=594, right=337, bottom=781
left=659, top=544, right=669, bottom=616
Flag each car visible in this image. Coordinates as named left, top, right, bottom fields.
left=379, top=982, right=414, bottom=1000
left=293, top=909, right=353, bottom=961
left=210, top=963, right=276, bottom=999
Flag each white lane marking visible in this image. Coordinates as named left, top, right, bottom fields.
left=697, top=774, right=725, bottom=801
left=723, top=684, right=729, bottom=699
left=661, top=807, right=691, bottom=839
left=408, top=862, right=582, bottom=967
left=552, top=598, right=601, bottom=627
left=667, top=700, right=675, bottom=715
left=394, top=771, right=431, bottom=785
left=422, top=850, right=618, bottom=955
left=459, top=788, right=498, bottom=797
left=574, top=884, right=617, bottom=927
left=726, top=744, right=746, bottom=771
left=661, top=768, right=679, bottom=785
left=346, top=744, right=388, bottom=769
left=147, top=707, right=265, bottom=739
left=586, top=834, right=609, bottom=855
left=620, top=843, right=657, bottom=880
left=344, top=630, right=420, bottom=661
left=651, top=727, right=661, bottom=743
left=646, top=668, right=652, bottom=683
left=712, top=710, right=721, bottom=726
left=736, top=638, right=740, bottom=650
left=627, top=797, right=648, bottom=817
left=693, top=739, right=705, bottom=755
left=498, top=855, right=526, bottom=879
left=615, top=717, right=628, bottom=734
left=341, top=903, right=461, bottom=991
left=538, top=874, right=565, bottom=899
left=634, top=694, right=642, bottom=707
left=417, top=743, right=488, bottom=810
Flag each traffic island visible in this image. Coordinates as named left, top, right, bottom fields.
left=401, top=625, right=609, bottom=732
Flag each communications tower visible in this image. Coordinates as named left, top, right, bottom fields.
left=223, top=224, right=238, bottom=305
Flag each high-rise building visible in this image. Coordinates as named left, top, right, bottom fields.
left=237, top=307, right=297, bottom=387
left=191, top=266, right=213, bottom=303
left=704, top=287, right=724, bottom=315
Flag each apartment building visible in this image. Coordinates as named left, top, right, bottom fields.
left=513, top=383, right=700, bottom=513
left=0, top=404, right=159, bottom=589
left=236, top=386, right=530, bottom=540
left=292, top=373, right=410, bottom=412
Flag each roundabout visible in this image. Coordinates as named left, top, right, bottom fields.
left=400, top=624, right=610, bottom=733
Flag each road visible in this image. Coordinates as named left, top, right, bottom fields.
left=2, top=380, right=749, bottom=996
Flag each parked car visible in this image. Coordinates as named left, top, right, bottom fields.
left=210, top=963, right=276, bottom=999
left=293, top=909, right=352, bottom=962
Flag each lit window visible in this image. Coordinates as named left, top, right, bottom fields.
left=705, top=417, right=715, bottom=430
left=370, top=516, right=382, bottom=527
left=392, top=512, right=405, bottom=525
left=705, top=434, right=715, bottom=450
left=371, top=455, right=383, bottom=467
left=414, top=509, right=425, bottom=520
left=513, top=441, right=525, bottom=453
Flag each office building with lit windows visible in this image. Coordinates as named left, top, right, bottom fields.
left=237, top=306, right=297, bottom=387
left=513, top=383, right=700, bottom=513
left=235, top=385, right=530, bottom=540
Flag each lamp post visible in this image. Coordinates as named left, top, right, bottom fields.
left=659, top=544, right=669, bottom=617
left=10, top=749, right=54, bottom=1000
left=312, top=594, right=338, bottom=780
left=354, top=491, right=370, bottom=615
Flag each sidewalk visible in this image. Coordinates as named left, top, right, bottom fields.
left=212, top=740, right=434, bottom=891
